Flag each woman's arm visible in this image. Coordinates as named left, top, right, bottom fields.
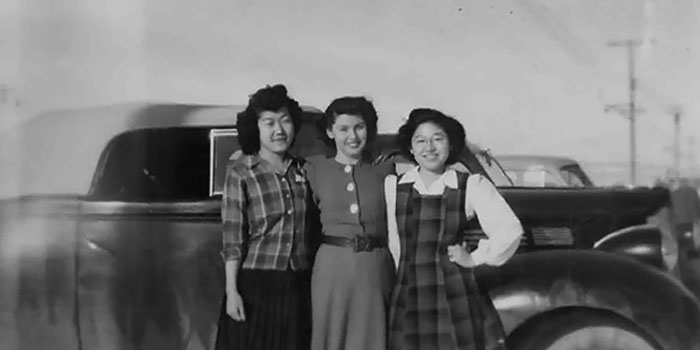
left=303, top=156, right=321, bottom=205
left=302, top=158, right=323, bottom=256
left=224, top=260, right=245, bottom=321
left=221, top=163, right=249, bottom=321
left=385, top=175, right=400, bottom=270
left=466, top=174, right=523, bottom=266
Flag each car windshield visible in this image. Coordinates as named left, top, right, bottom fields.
left=560, top=164, right=594, bottom=187
left=474, top=151, right=513, bottom=187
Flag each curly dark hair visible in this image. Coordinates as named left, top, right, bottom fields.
left=236, top=84, right=303, bottom=155
left=397, top=108, right=466, bottom=165
left=318, top=96, right=379, bottom=151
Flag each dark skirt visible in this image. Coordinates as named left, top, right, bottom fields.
left=215, top=269, right=311, bottom=350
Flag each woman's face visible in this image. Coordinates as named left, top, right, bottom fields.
left=257, top=107, right=294, bottom=156
left=410, top=121, right=450, bottom=173
left=327, top=114, right=368, bottom=161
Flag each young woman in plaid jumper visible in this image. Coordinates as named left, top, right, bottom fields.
left=385, top=108, right=523, bottom=350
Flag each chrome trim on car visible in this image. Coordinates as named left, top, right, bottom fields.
left=463, top=227, right=573, bottom=247
left=593, top=224, right=657, bottom=249
left=209, top=128, right=238, bottom=196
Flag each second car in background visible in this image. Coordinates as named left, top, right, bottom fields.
left=497, top=154, right=595, bottom=188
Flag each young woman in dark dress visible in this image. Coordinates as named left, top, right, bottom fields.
left=305, top=97, right=395, bottom=350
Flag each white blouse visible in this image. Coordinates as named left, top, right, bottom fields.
left=384, top=166, right=523, bottom=269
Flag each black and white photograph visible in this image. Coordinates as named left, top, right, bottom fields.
left=1, top=0, right=700, bottom=349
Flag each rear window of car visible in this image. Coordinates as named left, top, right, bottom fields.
left=90, top=127, right=218, bottom=201
left=90, top=114, right=328, bottom=202
left=208, top=122, right=332, bottom=196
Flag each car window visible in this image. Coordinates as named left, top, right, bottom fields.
left=560, top=168, right=585, bottom=187
left=387, top=153, right=473, bottom=177
left=522, top=168, right=546, bottom=186
left=521, top=166, right=564, bottom=187
left=543, top=170, right=562, bottom=187
left=210, top=118, right=329, bottom=196
left=505, top=170, right=521, bottom=185
left=389, top=149, right=513, bottom=187
left=560, top=164, right=594, bottom=187
left=91, top=127, right=212, bottom=201
left=92, top=119, right=328, bottom=201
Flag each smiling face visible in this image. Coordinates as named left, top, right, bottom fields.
left=257, top=107, right=294, bottom=157
left=410, top=121, right=450, bottom=173
left=326, top=113, right=368, bottom=162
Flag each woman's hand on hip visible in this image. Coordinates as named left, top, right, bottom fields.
left=226, top=290, right=246, bottom=322
left=447, top=242, right=476, bottom=268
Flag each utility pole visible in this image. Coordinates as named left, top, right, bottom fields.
left=608, top=39, right=642, bottom=186
left=667, top=106, right=682, bottom=179
left=689, top=137, right=697, bottom=177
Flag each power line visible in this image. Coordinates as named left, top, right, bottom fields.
left=513, top=0, right=598, bottom=69
left=512, top=1, right=674, bottom=110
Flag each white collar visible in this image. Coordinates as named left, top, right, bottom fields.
left=399, top=166, right=458, bottom=189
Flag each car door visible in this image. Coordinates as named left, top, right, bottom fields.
left=76, top=127, right=224, bottom=350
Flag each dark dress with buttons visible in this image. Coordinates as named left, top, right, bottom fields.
left=305, top=156, right=396, bottom=350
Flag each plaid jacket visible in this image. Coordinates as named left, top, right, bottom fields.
left=221, top=154, right=312, bottom=271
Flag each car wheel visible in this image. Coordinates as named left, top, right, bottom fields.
left=507, top=308, right=663, bottom=350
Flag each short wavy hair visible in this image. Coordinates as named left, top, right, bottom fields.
left=236, top=84, right=303, bottom=155
left=318, top=96, right=379, bottom=151
left=397, top=108, right=466, bottom=165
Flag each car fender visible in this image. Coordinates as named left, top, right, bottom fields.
left=594, top=205, right=679, bottom=273
left=593, top=224, right=666, bottom=269
left=476, top=250, right=700, bottom=350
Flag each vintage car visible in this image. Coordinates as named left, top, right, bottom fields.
left=0, top=103, right=698, bottom=350
left=496, top=155, right=595, bottom=188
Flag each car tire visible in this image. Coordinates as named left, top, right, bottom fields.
left=507, top=308, right=663, bottom=350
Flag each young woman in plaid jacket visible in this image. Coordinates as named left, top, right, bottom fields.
left=216, top=85, right=314, bottom=350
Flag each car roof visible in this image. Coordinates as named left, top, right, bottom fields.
left=3, top=102, right=321, bottom=197
left=496, top=154, right=579, bottom=169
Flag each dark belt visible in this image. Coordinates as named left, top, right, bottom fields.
left=321, top=235, right=387, bottom=252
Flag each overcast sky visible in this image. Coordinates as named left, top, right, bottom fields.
left=1, top=0, right=699, bottom=178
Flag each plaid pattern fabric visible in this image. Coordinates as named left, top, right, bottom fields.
left=221, top=154, right=311, bottom=270
left=389, top=172, right=506, bottom=350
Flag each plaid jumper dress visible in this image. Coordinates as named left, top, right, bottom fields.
left=388, top=172, right=506, bottom=350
